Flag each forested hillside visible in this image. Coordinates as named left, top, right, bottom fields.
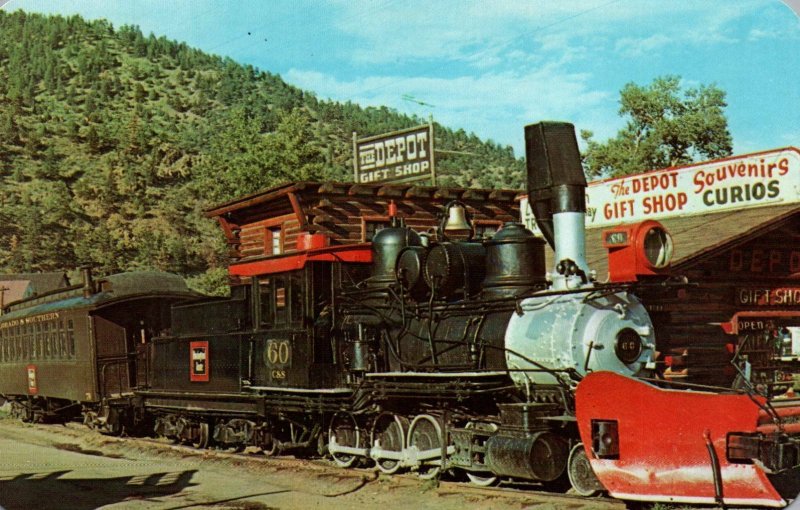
left=0, top=10, right=523, bottom=290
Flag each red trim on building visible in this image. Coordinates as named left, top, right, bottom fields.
left=229, top=244, right=373, bottom=277
left=720, top=310, right=800, bottom=335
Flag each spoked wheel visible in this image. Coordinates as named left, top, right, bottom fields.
left=261, top=439, right=280, bottom=457
left=10, top=401, right=28, bottom=421
left=329, top=412, right=360, bottom=468
left=407, top=414, right=443, bottom=480
left=567, top=443, right=604, bottom=497
left=192, top=422, right=210, bottom=449
left=102, top=407, right=124, bottom=437
left=371, top=413, right=408, bottom=474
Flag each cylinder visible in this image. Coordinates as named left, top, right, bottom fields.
left=485, top=432, right=568, bottom=482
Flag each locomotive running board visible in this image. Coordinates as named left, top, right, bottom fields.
left=574, top=372, right=789, bottom=507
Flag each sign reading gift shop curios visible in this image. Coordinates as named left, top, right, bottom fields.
left=521, top=147, right=800, bottom=232
left=353, top=124, right=436, bottom=185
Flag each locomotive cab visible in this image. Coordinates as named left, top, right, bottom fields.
left=144, top=244, right=373, bottom=397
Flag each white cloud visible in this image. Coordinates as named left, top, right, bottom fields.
left=780, top=130, right=800, bottom=145
left=328, top=0, right=772, bottom=65
left=614, top=34, right=674, bottom=58
left=285, top=65, right=612, bottom=155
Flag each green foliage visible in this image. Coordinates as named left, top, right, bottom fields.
left=581, top=75, right=733, bottom=178
left=185, top=267, right=231, bottom=297
left=0, top=9, right=522, bottom=285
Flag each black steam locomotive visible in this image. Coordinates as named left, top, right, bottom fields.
left=2, top=121, right=800, bottom=507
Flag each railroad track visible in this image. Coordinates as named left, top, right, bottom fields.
left=115, top=434, right=625, bottom=508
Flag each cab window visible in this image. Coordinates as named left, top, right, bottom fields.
left=258, top=271, right=304, bottom=327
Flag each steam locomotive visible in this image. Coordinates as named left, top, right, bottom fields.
left=3, top=121, right=800, bottom=507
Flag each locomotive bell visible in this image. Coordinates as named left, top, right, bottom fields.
left=442, top=201, right=472, bottom=233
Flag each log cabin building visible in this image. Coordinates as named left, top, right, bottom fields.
left=205, top=181, right=521, bottom=281
left=586, top=202, right=800, bottom=388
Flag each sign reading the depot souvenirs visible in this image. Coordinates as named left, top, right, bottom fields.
left=354, top=124, right=434, bottom=184
left=521, top=147, right=800, bottom=232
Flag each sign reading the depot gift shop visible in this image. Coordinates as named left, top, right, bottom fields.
left=521, top=147, right=800, bottom=232
left=354, top=124, right=435, bottom=185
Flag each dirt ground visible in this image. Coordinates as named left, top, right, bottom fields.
left=0, top=413, right=624, bottom=510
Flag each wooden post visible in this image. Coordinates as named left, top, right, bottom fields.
left=352, top=131, right=359, bottom=183
left=0, top=286, right=8, bottom=314
left=428, top=119, right=437, bottom=187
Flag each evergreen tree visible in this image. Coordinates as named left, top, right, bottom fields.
left=0, top=9, right=526, bottom=283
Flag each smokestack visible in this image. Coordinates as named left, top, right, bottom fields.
left=524, top=121, right=589, bottom=282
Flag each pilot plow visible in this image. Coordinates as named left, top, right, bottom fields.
left=575, top=371, right=800, bottom=507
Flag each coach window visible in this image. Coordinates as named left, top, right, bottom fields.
left=41, top=323, right=49, bottom=359
left=35, top=325, right=41, bottom=359
left=44, top=323, right=52, bottom=359
left=67, top=319, right=75, bottom=357
left=33, top=326, right=39, bottom=360
left=58, top=321, right=66, bottom=359
left=16, top=326, right=24, bottom=360
left=21, top=329, right=28, bottom=359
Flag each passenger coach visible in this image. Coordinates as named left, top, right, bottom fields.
left=0, top=269, right=197, bottom=427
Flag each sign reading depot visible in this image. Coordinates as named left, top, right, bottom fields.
left=354, top=124, right=434, bottom=185
left=521, top=147, right=800, bottom=232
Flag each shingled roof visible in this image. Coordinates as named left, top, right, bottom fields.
left=0, top=272, right=70, bottom=296
left=546, top=204, right=800, bottom=281
left=0, top=280, right=33, bottom=305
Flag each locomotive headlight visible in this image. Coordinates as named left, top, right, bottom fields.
left=604, top=220, right=673, bottom=282
left=642, top=225, right=673, bottom=269
left=615, top=328, right=643, bottom=364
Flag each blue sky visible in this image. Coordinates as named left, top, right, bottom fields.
left=5, top=0, right=800, bottom=159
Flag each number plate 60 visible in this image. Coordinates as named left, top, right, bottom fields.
left=266, top=340, right=291, bottom=366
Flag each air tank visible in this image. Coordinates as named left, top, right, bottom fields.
left=424, top=242, right=486, bottom=299
left=396, top=245, right=430, bottom=299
